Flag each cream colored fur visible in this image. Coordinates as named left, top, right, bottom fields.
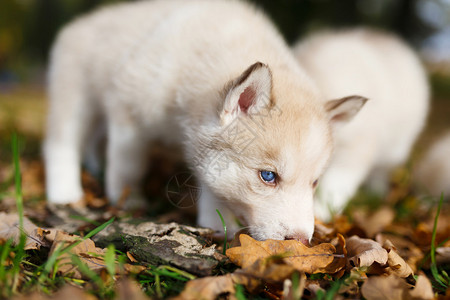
left=44, top=0, right=365, bottom=241
left=293, top=29, right=430, bottom=220
left=414, top=132, right=450, bottom=198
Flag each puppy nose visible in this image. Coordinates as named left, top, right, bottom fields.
left=285, top=234, right=310, bottom=246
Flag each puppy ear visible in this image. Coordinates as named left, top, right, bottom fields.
left=220, top=62, right=273, bottom=126
left=325, top=95, right=368, bottom=130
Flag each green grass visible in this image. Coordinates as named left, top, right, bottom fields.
left=136, top=265, right=195, bottom=298
left=0, top=178, right=196, bottom=299
left=11, top=133, right=27, bottom=295
left=429, top=193, right=450, bottom=292
left=216, top=209, right=228, bottom=255
left=314, top=279, right=342, bottom=300
left=0, top=134, right=123, bottom=298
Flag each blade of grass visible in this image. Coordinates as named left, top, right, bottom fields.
left=12, top=134, right=24, bottom=237
left=155, top=273, right=163, bottom=299
left=105, top=244, right=116, bottom=278
left=235, top=284, right=247, bottom=300
left=59, top=217, right=115, bottom=255
left=71, top=255, right=104, bottom=288
left=157, top=265, right=196, bottom=280
left=12, top=133, right=26, bottom=293
left=39, top=243, right=64, bottom=284
left=0, top=239, right=12, bottom=271
left=39, top=217, right=115, bottom=282
left=216, top=209, right=227, bottom=255
left=430, top=193, right=448, bottom=289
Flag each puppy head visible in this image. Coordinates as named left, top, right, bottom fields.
left=196, top=62, right=366, bottom=242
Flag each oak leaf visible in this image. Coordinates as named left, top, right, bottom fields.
left=235, top=256, right=295, bottom=282
left=226, top=234, right=336, bottom=274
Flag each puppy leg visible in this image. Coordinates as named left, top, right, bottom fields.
left=44, top=87, right=95, bottom=205
left=105, top=120, right=149, bottom=209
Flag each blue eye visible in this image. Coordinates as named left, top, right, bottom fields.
left=260, top=170, right=277, bottom=184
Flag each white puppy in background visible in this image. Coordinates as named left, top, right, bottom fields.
left=44, top=0, right=368, bottom=242
left=414, top=132, right=450, bottom=198
left=293, top=28, right=429, bottom=220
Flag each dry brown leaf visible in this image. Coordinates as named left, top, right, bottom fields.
left=49, top=231, right=106, bottom=279
left=414, top=216, right=450, bottom=247
left=51, top=285, right=97, bottom=300
left=226, top=234, right=336, bottom=274
left=235, top=257, right=295, bottom=282
left=409, top=274, right=434, bottom=300
left=11, top=291, right=47, bottom=300
left=361, top=273, right=434, bottom=300
left=0, top=212, right=55, bottom=250
left=383, top=240, right=414, bottom=278
left=313, top=221, right=335, bottom=242
left=323, top=233, right=347, bottom=274
left=346, top=235, right=388, bottom=268
left=116, top=278, right=150, bottom=300
left=354, top=206, right=395, bottom=238
left=361, top=274, right=411, bottom=300
left=376, top=233, right=424, bottom=273
left=172, top=274, right=235, bottom=300
left=12, top=284, right=96, bottom=300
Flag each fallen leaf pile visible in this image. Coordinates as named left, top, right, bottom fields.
left=176, top=231, right=442, bottom=300
left=0, top=159, right=449, bottom=299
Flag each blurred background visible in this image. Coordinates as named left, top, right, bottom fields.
left=0, top=0, right=449, bottom=172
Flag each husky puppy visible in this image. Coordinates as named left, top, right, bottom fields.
left=293, top=29, right=429, bottom=220
left=44, top=0, right=366, bottom=242
left=414, top=132, right=450, bottom=198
